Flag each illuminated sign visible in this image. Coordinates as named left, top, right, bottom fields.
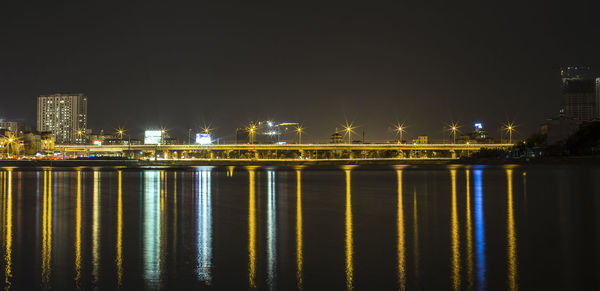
left=196, top=133, right=212, bottom=145
left=474, top=123, right=483, bottom=130
left=92, top=140, right=102, bottom=146
left=144, top=130, right=162, bottom=144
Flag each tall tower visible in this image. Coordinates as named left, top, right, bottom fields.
left=596, top=77, right=600, bottom=119
left=37, top=93, right=87, bottom=144
left=560, top=66, right=596, bottom=121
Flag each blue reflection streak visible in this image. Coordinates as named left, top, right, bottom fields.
left=267, top=170, right=277, bottom=289
left=474, top=169, right=486, bottom=290
left=197, top=168, right=213, bottom=283
left=143, top=171, right=160, bottom=286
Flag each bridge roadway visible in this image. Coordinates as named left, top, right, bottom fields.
left=56, top=143, right=513, bottom=153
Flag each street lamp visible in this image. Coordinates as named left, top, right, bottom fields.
left=202, top=125, right=212, bottom=134
left=345, top=127, right=352, bottom=144
left=160, top=127, right=167, bottom=145
left=504, top=122, right=516, bottom=144
left=395, top=123, right=405, bottom=144
left=247, top=123, right=257, bottom=144
left=296, top=125, right=304, bottom=144
left=342, top=122, right=355, bottom=144
left=116, top=127, right=125, bottom=144
left=448, top=122, right=459, bottom=144
left=76, top=129, right=84, bottom=144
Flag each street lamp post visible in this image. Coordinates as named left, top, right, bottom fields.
left=296, top=126, right=303, bottom=144
left=504, top=122, right=516, bottom=144
left=76, top=129, right=84, bottom=144
left=395, top=124, right=405, bottom=144
left=451, top=126, right=457, bottom=144
left=346, top=127, right=352, bottom=144
left=448, top=122, right=459, bottom=144
left=248, top=126, right=256, bottom=144
left=117, top=128, right=125, bottom=144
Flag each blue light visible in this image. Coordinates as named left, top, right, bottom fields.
left=474, top=169, right=486, bottom=290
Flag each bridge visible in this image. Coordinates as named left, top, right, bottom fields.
left=54, top=143, right=513, bottom=160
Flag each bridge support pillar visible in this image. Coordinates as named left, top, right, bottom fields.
left=450, top=150, right=456, bottom=159
left=299, top=150, right=304, bottom=159
left=210, top=151, right=215, bottom=159
left=254, top=151, right=259, bottom=159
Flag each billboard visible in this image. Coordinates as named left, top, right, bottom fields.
left=196, top=133, right=212, bottom=145
left=144, top=130, right=162, bottom=144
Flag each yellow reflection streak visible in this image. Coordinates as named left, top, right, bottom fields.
left=4, top=170, right=13, bottom=288
left=295, top=168, right=304, bottom=290
left=413, top=188, right=419, bottom=281
left=41, top=170, right=53, bottom=287
left=117, top=171, right=123, bottom=287
left=247, top=167, right=257, bottom=289
left=506, top=168, right=517, bottom=291
left=92, top=171, right=100, bottom=284
left=160, top=171, right=167, bottom=281
left=266, top=170, right=276, bottom=289
left=465, top=169, right=473, bottom=290
left=450, top=168, right=460, bottom=290
left=173, top=172, right=177, bottom=266
left=75, top=171, right=82, bottom=287
left=396, top=168, right=406, bottom=290
left=343, top=167, right=355, bottom=291
left=42, top=171, right=47, bottom=286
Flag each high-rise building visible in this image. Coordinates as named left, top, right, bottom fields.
left=560, top=66, right=596, bottom=121
left=37, top=93, right=87, bottom=144
left=596, top=78, right=600, bottom=119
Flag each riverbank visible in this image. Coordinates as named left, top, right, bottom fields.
left=0, top=158, right=452, bottom=168
left=1, top=156, right=599, bottom=169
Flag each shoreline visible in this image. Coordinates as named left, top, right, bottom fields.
left=0, top=156, right=599, bottom=169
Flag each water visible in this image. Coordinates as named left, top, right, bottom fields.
left=0, top=165, right=598, bottom=290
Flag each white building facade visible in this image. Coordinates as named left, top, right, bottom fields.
left=37, top=93, right=87, bottom=144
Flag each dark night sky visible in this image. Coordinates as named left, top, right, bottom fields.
left=1, top=1, right=599, bottom=142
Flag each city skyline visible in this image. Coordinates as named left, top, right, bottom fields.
left=1, top=1, right=599, bottom=141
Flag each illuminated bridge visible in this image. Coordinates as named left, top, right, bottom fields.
left=54, top=143, right=513, bottom=160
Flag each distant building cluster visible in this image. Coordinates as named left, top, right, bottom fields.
left=2, top=66, right=599, bottom=157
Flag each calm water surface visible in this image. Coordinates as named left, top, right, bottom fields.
left=0, top=165, right=598, bottom=290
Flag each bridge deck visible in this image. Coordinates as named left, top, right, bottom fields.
left=55, top=143, right=513, bottom=152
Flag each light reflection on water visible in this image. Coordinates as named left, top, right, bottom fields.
left=196, top=168, right=213, bottom=284
left=450, top=167, right=460, bottom=290
left=474, top=167, right=486, bottom=291
left=143, top=170, right=161, bottom=287
left=0, top=166, right=598, bottom=289
left=266, top=170, right=276, bottom=290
